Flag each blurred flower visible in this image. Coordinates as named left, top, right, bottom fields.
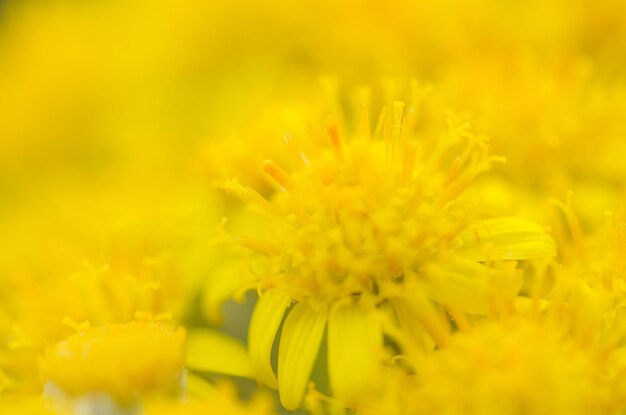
left=361, top=318, right=616, bottom=415
left=0, top=395, right=53, bottom=414
left=40, top=321, right=185, bottom=412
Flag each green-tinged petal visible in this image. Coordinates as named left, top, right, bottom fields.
left=185, top=372, right=217, bottom=399
left=186, top=329, right=253, bottom=378
left=328, top=301, right=382, bottom=405
left=278, top=302, right=327, bottom=410
left=423, top=256, right=523, bottom=315
left=458, top=217, right=556, bottom=261
left=248, top=290, right=291, bottom=388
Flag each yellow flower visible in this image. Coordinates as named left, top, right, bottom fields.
left=410, top=319, right=615, bottom=415
left=359, top=317, right=617, bottom=415
left=532, top=195, right=626, bottom=402
left=0, top=177, right=215, bottom=391
left=225, top=88, right=556, bottom=409
left=40, top=321, right=185, bottom=411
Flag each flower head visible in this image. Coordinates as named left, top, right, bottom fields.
left=411, top=319, right=615, bottom=415
left=225, top=87, right=556, bottom=409
left=40, top=321, right=185, bottom=410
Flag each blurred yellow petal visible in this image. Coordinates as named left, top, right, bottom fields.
left=328, top=301, right=382, bottom=406
left=459, top=217, right=556, bottom=261
left=278, top=302, right=327, bottom=410
left=390, top=297, right=436, bottom=353
left=424, top=256, right=523, bottom=315
left=201, top=257, right=247, bottom=325
left=393, top=291, right=450, bottom=348
left=248, top=290, right=291, bottom=389
left=185, top=372, right=217, bottom=399
left=186, top=329, right=253, bottom=378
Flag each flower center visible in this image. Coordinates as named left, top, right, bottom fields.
left=228, top=104, right=498, bottom=304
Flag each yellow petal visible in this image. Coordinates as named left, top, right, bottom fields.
left=185, top=372, right=216, bottom=399
left=424, top=256, right=523, bottom=314
left=328, top=301, right=382, bottom=405
left=393, top=290, right=450, bottom=348
left=459, top=217, right=556, bottom=261
left=278, top=302, right=327, bottom=410
left=185, top=329, right=253, bottom=378
left=390, top=297, right=436, bottom=353
left=248, top=290, right=291, bottom=388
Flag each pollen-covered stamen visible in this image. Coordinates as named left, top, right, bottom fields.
left=390, top=101, right=405, bottom=165
left=441, top=124, right=478, bottom=188
left=223, top=178, right=279, bottom=215
left=436, top=140, right=502, bottom=207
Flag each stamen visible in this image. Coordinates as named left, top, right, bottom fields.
left=61, top=317, right=90, bottom=332
left=222, top=178, right=279, bottom=215
left=235, top=236, right=282, bottom=256
left=357, top=101, right=371, bottom=140
left=262, top=160, right=294, bottom=191
left=390, top=101, right=405, bottom=165
left=327, top=115, right=342, bottom=159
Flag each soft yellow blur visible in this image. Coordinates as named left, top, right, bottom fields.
left=0, top=0, right=625, bottom=414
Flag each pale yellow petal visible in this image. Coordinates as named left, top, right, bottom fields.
left=327, top=301, right=382, bottom=405
left=185, top=371, right=217, bottom=399
left=278, top=302, right=327, bottom=410
left=248, top=290, right=291, bottom=388
left=186, top=329, right=253, bottom=378
left=394, top=290, right=451, bottom=348
left=390, top=297, right=436, bottom=353
left=459, top=217, right=556, bottom=261
left=424, top=256, right=523, bottom=314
